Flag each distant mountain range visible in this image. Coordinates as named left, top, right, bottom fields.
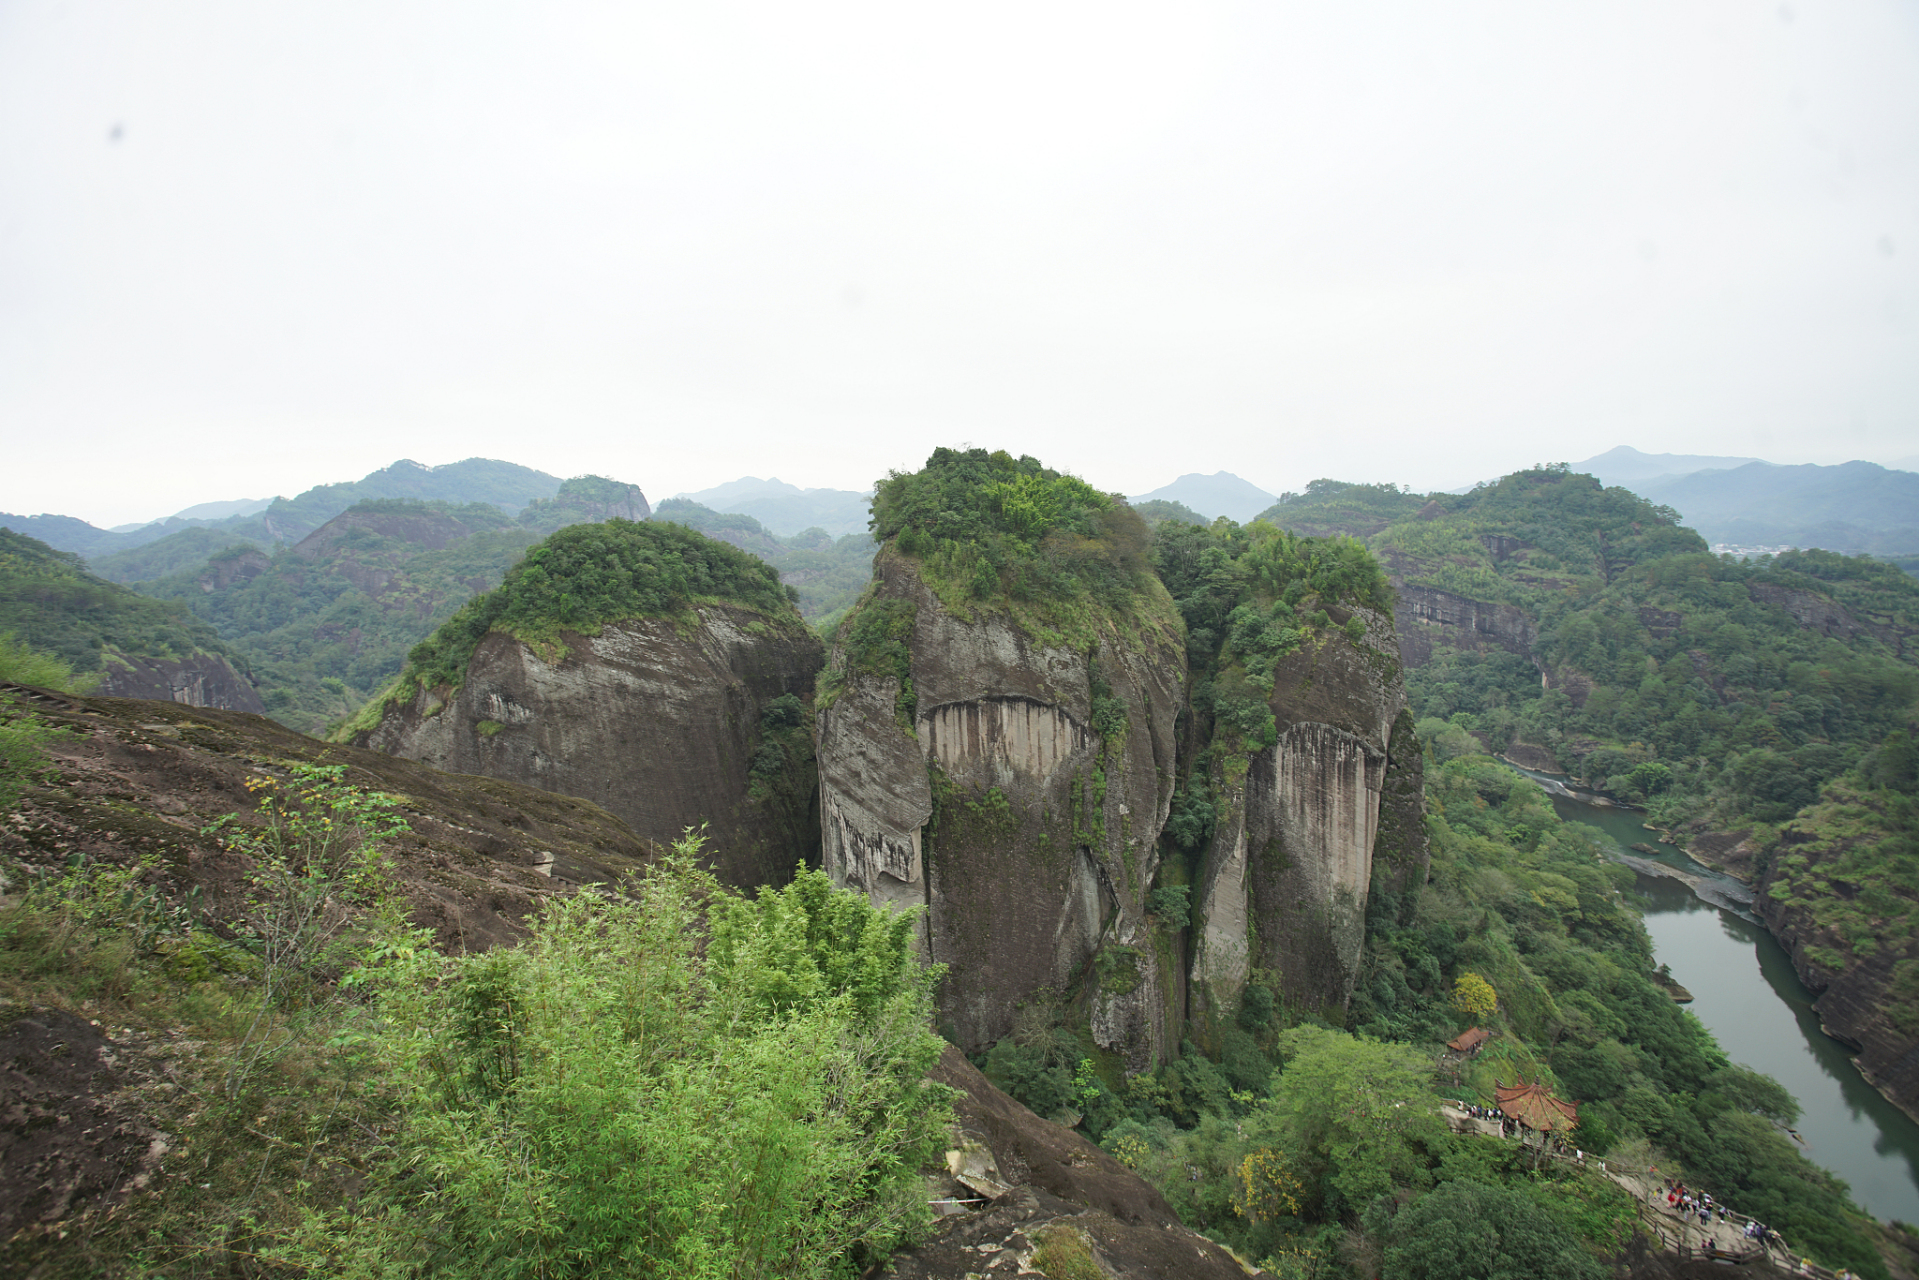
left=1569, top=445, right=1768, bottom=487
left=672, top=477, right=872, bottom=539
left=109, top=497, right=274, bottom=533
left=2, top=459, right=565, bottom=561
left=1128, top=472, right=1278, bottom=524
left=1563, top=446, right=1918, bottom=557
left=1631, top=461, right=1919, bottom=556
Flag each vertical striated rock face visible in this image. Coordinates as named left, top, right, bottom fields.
left=817, top=551, right=1184, bottom=1068
left=1192, top=603, right=1428, bottom=1022
left=356, top=606, right=822, bottom=890
left=97, top=653, right=265, bottom=714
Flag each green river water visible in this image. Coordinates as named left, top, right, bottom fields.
left=1508, top=764, right=1919, bottom=1226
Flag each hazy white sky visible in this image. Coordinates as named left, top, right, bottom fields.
left=3, top=0, right=1916, bottom=527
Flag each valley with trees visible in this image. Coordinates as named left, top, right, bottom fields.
left=1, top=450, right=1916, bottom=1278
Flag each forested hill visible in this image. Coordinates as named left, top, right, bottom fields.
left=1260, top=466, right=1919, bottom=1122
left=0, top=527, right=261, bottom=710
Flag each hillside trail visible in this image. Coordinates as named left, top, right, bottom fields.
left=1439, top=1103, right=1843, bottom=1275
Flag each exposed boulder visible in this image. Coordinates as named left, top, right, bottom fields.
left=351, top=518, right=824, bottom=891
left=357, top=606, right=822, bottom=889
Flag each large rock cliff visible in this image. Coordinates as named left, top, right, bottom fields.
left=1192, top=602, right=1428, bottom=1022
left=818, top=549, right=1184, bottom=1068
left=96, top=652, right=265, bottom=714
left=355, top=606, right=822, bottom=889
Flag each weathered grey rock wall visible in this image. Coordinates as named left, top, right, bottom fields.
left=817, top=552, right=1184, bottom=1068
left=357, top=606, right=822, bottom=889
left=1391, top=584, right=1539, bottom=668
left=98, top=652, right=264, bottom=714
left=1192, top=603, right=1428, bottom=1021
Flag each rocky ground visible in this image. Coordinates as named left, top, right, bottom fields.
left=0, top=683, right=660, bottom=950
left=880, top=1047, right=1251, bottom=1279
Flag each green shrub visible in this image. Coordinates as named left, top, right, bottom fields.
left=347, top=850, right=950, bottom=1280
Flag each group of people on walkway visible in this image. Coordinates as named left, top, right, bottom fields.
left=1655, top=1177, right=1788, bottom=1258
left=1448, top=1100, right=1518, bottom=1139
left=1662, top=1179, right=1731, bottom=1226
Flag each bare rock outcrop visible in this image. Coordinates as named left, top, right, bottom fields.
left=96, top=652, right=264, bottom=714
left=881, top=1045, right=1248, bottom=1280
left=1193, top=604, right=1429, bottom=1020
left=1391, top=583, right=1539, bottom=667
left=0, top=686, right=659, bottom=951
left=818, top=550, right=1184, bottom=1067
left=356, top=606, right=823, bottom=890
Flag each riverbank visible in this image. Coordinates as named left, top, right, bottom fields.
left=1503, top=761, right=1919, bottom=1227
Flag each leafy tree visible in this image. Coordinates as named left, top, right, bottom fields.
left=348, top=837, right=950, bottom=1279
left=1247, top=1026, right=1444, bottom=1217
left=1379, top=1181, right=1606, bottom=1280
left=1232, top=1147, right=1304, bottom=1224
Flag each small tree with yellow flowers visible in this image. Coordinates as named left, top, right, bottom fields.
left=1452, top=971, right=1498, bottom=1020
left=1232, top=1147, right=1304, bottom=1224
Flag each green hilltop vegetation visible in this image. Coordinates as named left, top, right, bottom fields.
left=367, top=517, right=804, bottom=715
left=0, top=527, right=250, bottom=687
left=864, top=445, right=1174, bottom=652
left=1151, top=515, right=1394, bottom=753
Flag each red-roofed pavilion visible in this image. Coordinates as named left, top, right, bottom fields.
left=1495, top=1079, right=1578, bottom=1152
